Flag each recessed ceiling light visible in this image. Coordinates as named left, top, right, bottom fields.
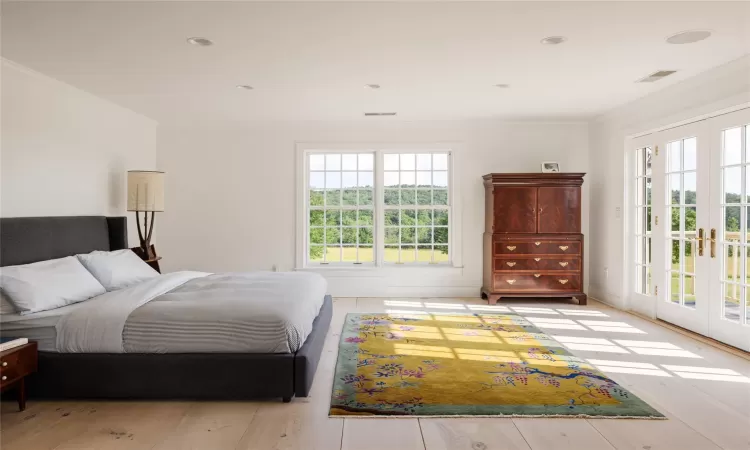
left=365, top=84, right=381, bottom=89
left=187, top=37, right=213, bottom=46
left=540, top=36, right=567, bottom=45
left=236, top=85, right=254, bottom=90
left=494, top=84, right=510, bottom=88
left=666, top=30, right=711, bottom=45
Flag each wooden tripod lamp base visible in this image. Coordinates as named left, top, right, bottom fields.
left=127, top=170, right=165, bottom=264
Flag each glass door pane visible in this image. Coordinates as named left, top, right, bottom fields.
left=666, top=138, right=699, bottom=308
left=709, top=110, right=750, bottom=351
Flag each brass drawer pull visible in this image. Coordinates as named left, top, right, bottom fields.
left=559, top=246, right=569, bottom=251
left=559, top=262, right=569, bottom=267
left=534, top=274, right=541, bottom=278
left=506, top=279, right=516, bottom=285
left=558, top=279, right=569, bottom=285
left=534, top=258, right=541, bottom=262
left=506, top=246, right=516, bottom=251
left=534, top=242, right=541, bottom=246
left=506, top=262, right=516, bottom=267
left=1, top=362, right=6, bottom=367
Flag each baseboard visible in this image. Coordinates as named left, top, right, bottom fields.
left=326, top=283, right=480, bottom=298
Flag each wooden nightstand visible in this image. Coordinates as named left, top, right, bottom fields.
left=131, top=244, right=162, bottom=273
left=0, top=342, right=38, bottom=411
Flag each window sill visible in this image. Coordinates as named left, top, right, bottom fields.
left=295, top=265, right=464, bottom=278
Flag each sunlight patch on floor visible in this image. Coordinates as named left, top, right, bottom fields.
left=587, top=358, right=672, bottom=377
left=613, top=339, right=682, bottom=349
left=511, top=307, right=561, bottom=315
left=627, top=347, right=702, bottom=358
left=564, top=342, right=631, bottom=353
left=673, top=372, right=750, bottom=383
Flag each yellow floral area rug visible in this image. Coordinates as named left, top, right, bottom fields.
left=329, top=312, right=665, bottom=419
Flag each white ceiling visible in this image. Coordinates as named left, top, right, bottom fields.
left=2, top=1, right=749, bottom=123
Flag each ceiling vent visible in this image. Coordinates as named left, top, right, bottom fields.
left=364, top=112, right=397, bottom=117
left=637, top=70, right=677, bottom=83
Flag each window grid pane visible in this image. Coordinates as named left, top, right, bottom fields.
left=309, top=153, right=374, bottom=264
left=720, top=125, right=750, bottom=323
left=382, top=152, right=450, bottom=264
left=634, top=147, right=652, bottom=296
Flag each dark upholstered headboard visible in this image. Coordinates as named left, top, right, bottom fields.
left=0, top=216, right=128, bottom=267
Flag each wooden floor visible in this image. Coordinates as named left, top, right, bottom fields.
left=2, top=297, right=750, bottom=450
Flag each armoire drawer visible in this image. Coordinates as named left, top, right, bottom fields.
left=494, top=257, right=581, bottom=272
left=494, top=241, right=581, bottom=256
left=492, top=274, right=581, bottom=292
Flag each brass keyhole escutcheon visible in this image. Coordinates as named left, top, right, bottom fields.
left=559, top=246, right=569, bottom=251
left=558, top=279, right=569, bottom=285
left=506, top=262, right=516, bottom=267
left=559, top=262, right=569, bottom=267
left=506, top=246, right=517, bottom=251
left=534, top=258, right=541, bottom=262
left=534, top=242, right=541, bottom=246
left=534, top=274, right=541, bottom=278
left=507, top=279, right=516, bottom=285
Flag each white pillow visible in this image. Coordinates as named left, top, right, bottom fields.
left=76, top=249, right=159, bottom=291
left=0, top=256, right=107, bottom=315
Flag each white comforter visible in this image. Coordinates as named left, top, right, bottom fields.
left=54, top=271, right=328, bottom=353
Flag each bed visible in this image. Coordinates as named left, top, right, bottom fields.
left=0, top=216, right=332, bottom=402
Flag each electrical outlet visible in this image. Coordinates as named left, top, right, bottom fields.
left=615, top=207, right=622, bottom=219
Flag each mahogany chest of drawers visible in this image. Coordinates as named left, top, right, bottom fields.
left=481, top=173, right=586, bottom=305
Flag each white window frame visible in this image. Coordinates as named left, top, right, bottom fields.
left=633, top=145, right=653, bottom=296
left=295, top=142, right=463, bottom=271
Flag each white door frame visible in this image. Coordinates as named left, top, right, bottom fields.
left=653, top=121, right=711, bottom=337
left=626, top=135, right=658, bottom=317
left=626, top=107, right=750, bottom=352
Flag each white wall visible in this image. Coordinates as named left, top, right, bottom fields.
left=157, top=120, right=590, bottom=297
left=1, top=60, right=158, bottom=246
left=589, top=55, right=750, bottom=314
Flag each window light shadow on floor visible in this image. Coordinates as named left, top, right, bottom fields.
left=369, top=309, right=749, bottom=385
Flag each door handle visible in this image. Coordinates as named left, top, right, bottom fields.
left=710, top=228, right=716, bottom=258
left=697, top=228, right=704, bottom=256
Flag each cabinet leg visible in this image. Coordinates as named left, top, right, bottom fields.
left=17, top=378, right=26, bottom=412
left=576, top=295, right=587, bottom=306
left=487, top=294, right=501, bottom=305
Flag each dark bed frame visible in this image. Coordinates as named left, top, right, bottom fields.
left=0, top=216, right=332, bottom=402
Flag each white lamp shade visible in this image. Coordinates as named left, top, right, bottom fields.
left=127, top=171, right=165, bottom=212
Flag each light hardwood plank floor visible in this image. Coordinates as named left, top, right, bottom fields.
left=2, top=297, right=749, bottom=450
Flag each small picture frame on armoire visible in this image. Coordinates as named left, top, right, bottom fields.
left=541, top=162, right=560, bottom=173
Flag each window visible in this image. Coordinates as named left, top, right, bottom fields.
left=299, top=145, right=457, bottom=267
left=634, top=146, right=652, bottom=295
left=383, top=153, right=449, bottom=264
left=308, top=154, right=374, bottom=264
left=667, top=138, right=697, bottom=307
left=719, top=124, right=750, bottom=323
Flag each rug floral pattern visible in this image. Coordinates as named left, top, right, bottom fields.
left=330, top=312, right=664, bottom=418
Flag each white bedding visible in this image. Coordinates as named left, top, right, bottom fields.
left=1, top=271, right=328, bottom=354
left=56, top=271, right=208, bottom=353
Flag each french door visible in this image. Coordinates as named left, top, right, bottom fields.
left=631, top=108, right=750, bottom=352
left=707, top=109, right=750, bottom=351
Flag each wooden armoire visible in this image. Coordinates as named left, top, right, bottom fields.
left=481, top=173, right=586, bottom=305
